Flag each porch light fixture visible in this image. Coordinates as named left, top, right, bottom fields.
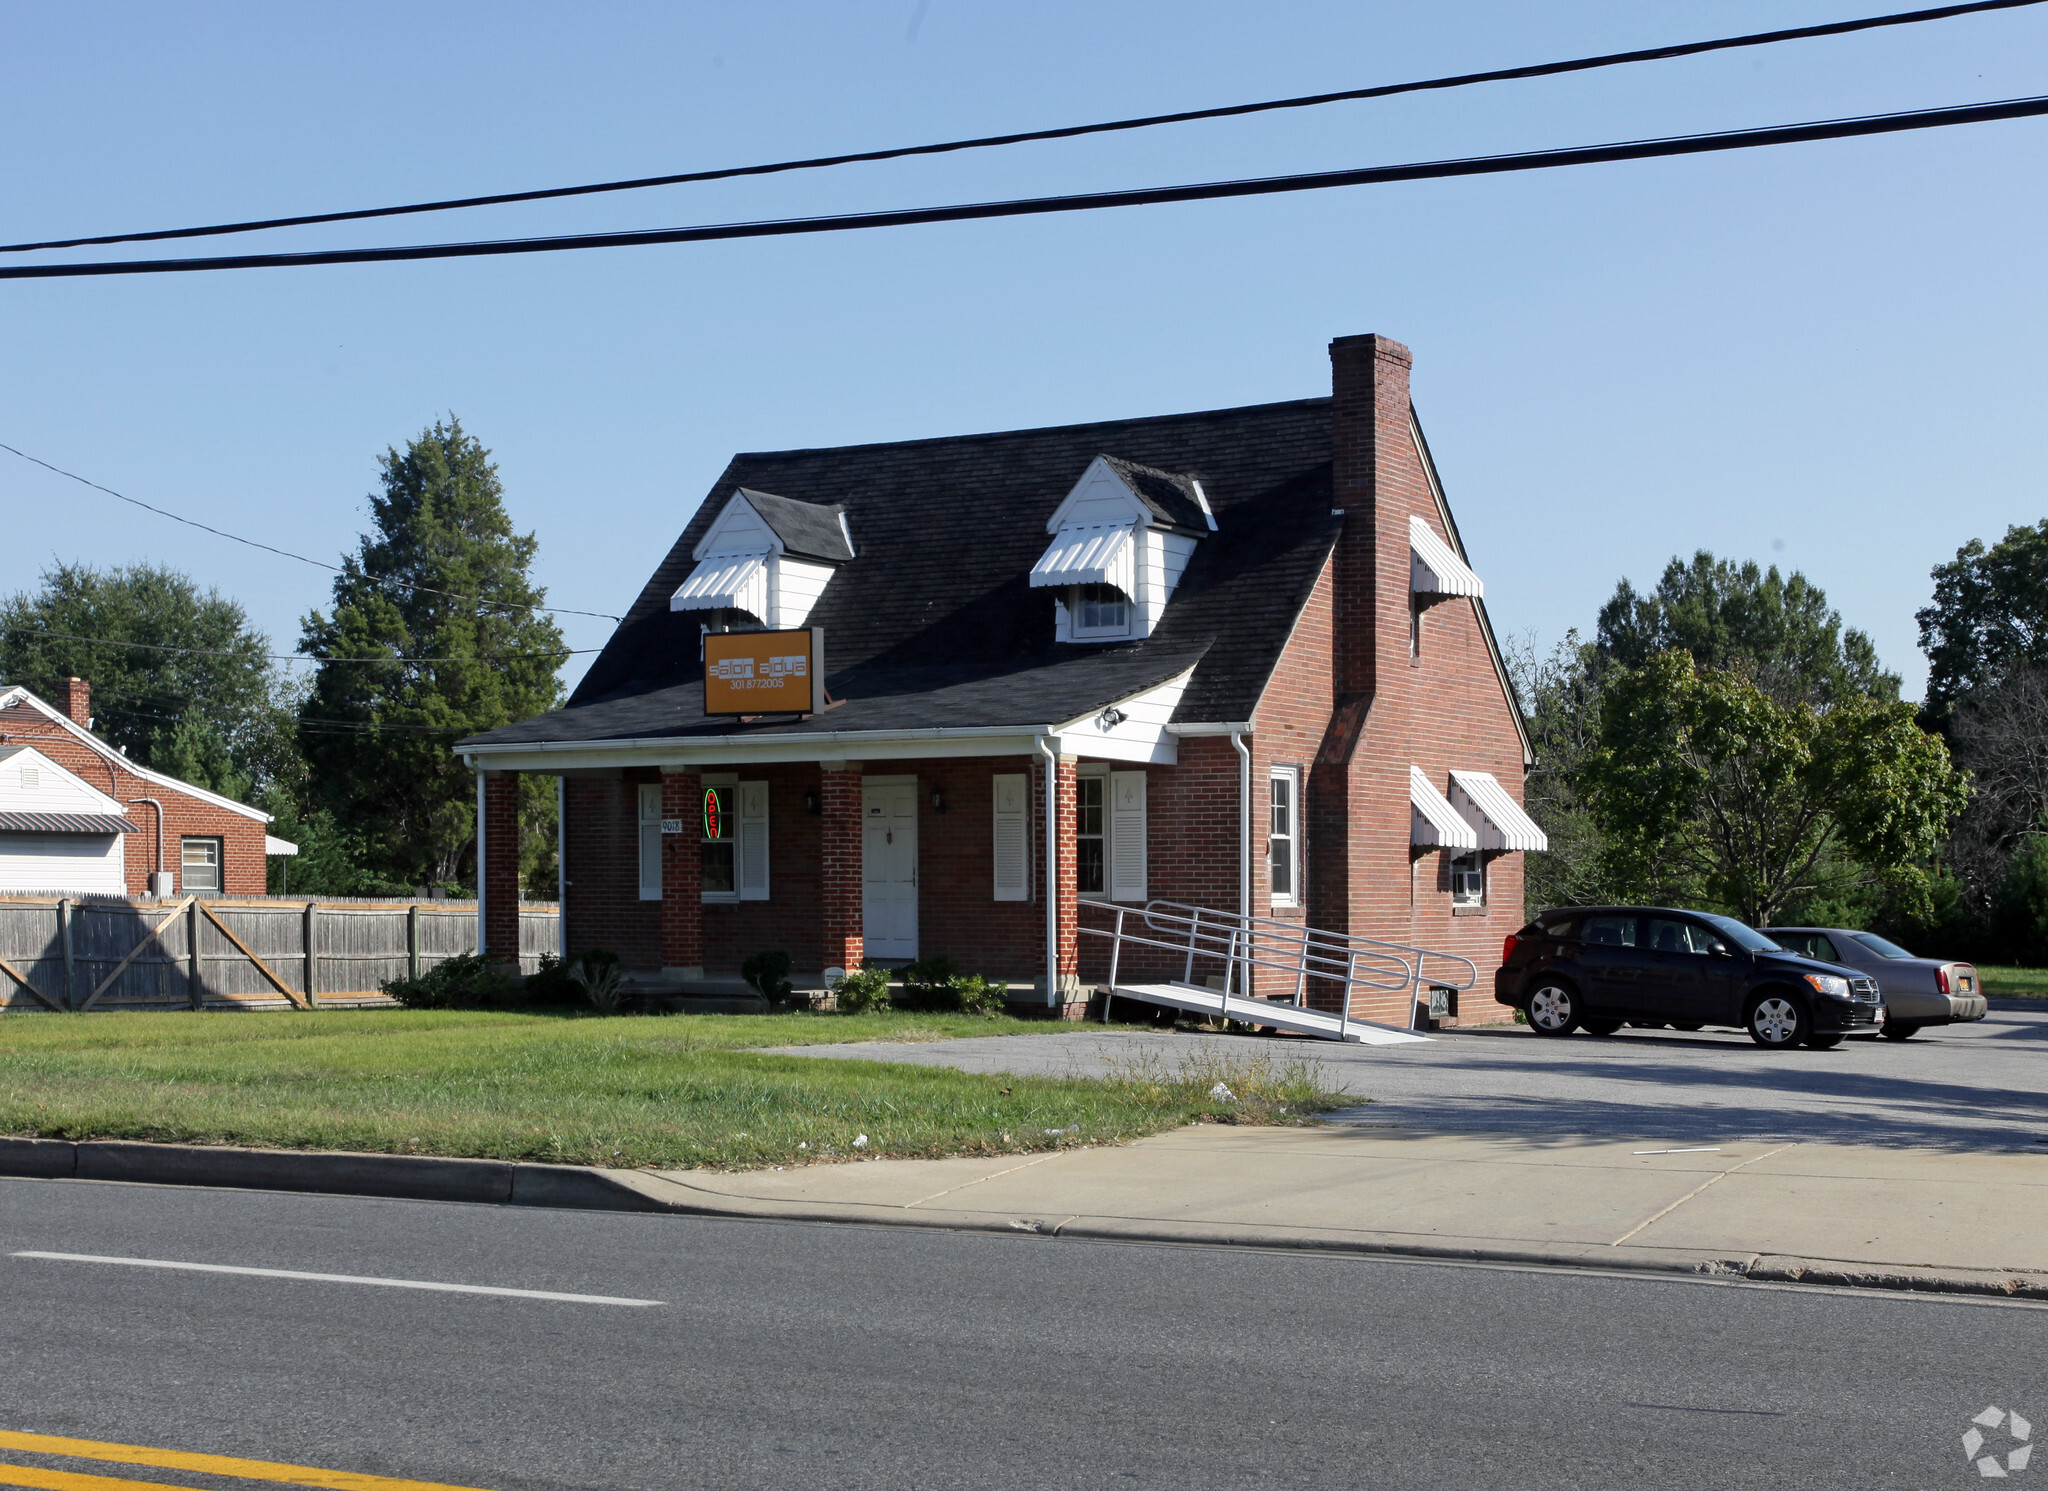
left=1097, top=707, right=1127, bottom=730
left=804, top=790, right=819, bottom=815
left=931, top=789, right=946, bottom=813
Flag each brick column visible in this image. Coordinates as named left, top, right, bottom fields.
left=819, top=763, right=863, bottom=979
left=660, top=768, right=702, bottom=980
left=1042, top=754, right=1079, bottom=1010
left=481, top=773, right=521, bottom=971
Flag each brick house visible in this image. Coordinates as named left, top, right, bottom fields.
left=0, top=679, right=282, bottom=897
left=460, top=333, right=1542, bottom=1025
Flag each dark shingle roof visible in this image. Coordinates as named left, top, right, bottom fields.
left=735, top=488, right=855, bottom=564
left=466, top=397, right=1339, bottom=749
left=1098, top=456, right=1211, bottom=533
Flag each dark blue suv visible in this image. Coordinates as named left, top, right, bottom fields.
left=1495, top=907, right=1886, bottom=1050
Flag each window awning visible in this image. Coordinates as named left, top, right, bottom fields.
left=1030, top=524, right=1134, bottom=594
left=671, top=552, right=769, bottom=615
left=1410, top=766, right=1479, bottom=850
left=0, top=811, right=138, bottom=834
left=1449, top=770, right=1548, bottom=852
left=265, top=835, right=300, bottom=857
left=1410, top=515, right=1483, bottom=599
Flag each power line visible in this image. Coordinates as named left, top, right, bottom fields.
left=3, top=623, right=596, bottom=666
left=0, top=442, right=623, bottom=621
left=6, top=92, right=2046, bottom=280
left=2, top=0, right=2038, bottom=255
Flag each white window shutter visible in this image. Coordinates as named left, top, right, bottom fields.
left=738, top=780, right=770, bottom=901
left=1110, top=770, right=1147, bottom=902
left=992, top=773, right=1029, bottom=901
left=638, top=783, right=663, bottom=901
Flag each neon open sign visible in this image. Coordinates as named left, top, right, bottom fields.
left=702, top=787, right=722, bottom=840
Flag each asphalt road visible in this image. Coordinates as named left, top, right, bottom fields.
left=1, top=1177, right=2042, bottom=1489
left=781, top=998, right=2048, bottom=1150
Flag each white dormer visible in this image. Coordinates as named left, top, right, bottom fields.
left=1030, top=456, right=1209, bottom=643
left=671, top=488, right=855, bottom=630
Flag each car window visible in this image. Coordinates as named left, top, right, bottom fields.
left=1581, top=915, right=1637, bottom=948
left=1539, top=917, right=1577, bottom=939
left=1775, top=932, right=1839, bottom=961
left=1851, top=932, right=1916, bottom=959
left=1698, top=914, right=1782, bottom=953
left=1644, top=918, right=1711, bottom=955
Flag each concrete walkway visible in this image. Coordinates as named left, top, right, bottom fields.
left=637, top=1122, right=2048, bottom=1296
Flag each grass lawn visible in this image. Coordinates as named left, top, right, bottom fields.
left=0, top=1008, right=1346, bottom=1170
left=1975, top=966, right=2048, bottom=999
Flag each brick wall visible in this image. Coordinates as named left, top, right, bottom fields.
left=0, top=697, right=269, bottom=897
left=481, top=773, right=521, bottom=967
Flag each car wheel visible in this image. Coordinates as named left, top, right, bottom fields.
left=1881, top=1022, right=1921, bottom=1042
left=1582, top=1018, right=1623, bottom=1036
left=1671, top=1022, right=1703, bottom=1032
left=1526, top=982, right=1580, bottom=1037
left=1746, top=992, right=1810, bottom=1049
left=1804, top=1032, right=1845, bottom=1050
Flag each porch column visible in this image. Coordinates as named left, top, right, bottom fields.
left=819, top=762, right=863, bottom=979
left=480, top=772, right=521, bottom=971
left=1048, top=754, right=1079, bottom=1008
left=660, top=767, right=703, bottom=981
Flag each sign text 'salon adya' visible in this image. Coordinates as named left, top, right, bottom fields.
left=703, top=627, right=828, bottom=716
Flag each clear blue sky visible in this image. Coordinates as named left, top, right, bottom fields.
left=6, top=1, right=2045, bottom=702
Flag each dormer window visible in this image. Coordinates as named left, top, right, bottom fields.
left=672, top=488, right=855, bottom=630
left=1031, top=455, right=1211, bottom=644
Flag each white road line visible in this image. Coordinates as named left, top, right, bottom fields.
left=10, top=1251, right=663, bottom=1306
left=1632, top=1147, right=1723, bottom=1155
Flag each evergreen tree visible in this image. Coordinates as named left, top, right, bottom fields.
left=0, top=560, right=279, bottom=795
left=299, top=419, right=565, bottom=891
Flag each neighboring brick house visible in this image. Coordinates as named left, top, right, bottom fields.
left=0, top=679, right=282, bottom=897
left=460, top=333, right=1542, bottom=1026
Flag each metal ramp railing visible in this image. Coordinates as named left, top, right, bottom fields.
left=1078, top=900, right=1480, bottom=1045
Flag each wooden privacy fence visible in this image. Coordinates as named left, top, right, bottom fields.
left=0, top=897, right=559, bottom=1011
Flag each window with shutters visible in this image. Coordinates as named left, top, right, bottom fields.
left=1077, top=767, right=1146, bottom=902
left=700, top=779, right=769, bottom=902
left=701, top=782, right=735, bottom=899
left=637, top=784, right=662, bottom=901
left=991, top=773, right=1029, bottom=901
left=1269, top=767, right=1300, bottom=907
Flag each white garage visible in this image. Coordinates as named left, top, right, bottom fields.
left=0, top=745, right=133, bottom=896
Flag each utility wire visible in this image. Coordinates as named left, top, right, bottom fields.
left=2, top=0, right=2038, bottom=255
left=4, top=624, right=595, bottom=666
left=6, top=92, right=2046, bottom=280
left=0, top=441, right=621, bottom=621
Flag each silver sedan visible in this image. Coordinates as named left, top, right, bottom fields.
left=1763, top=927, right=1989, bottom=1040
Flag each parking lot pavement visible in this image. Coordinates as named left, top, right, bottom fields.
left=772, top=998, right=2048, bottom=1151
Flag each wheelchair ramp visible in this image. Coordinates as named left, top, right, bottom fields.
left=1110, top=981, right=1432, bottom=1045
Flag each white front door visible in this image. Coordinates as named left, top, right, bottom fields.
left=862, top=777, right=918, bottom=960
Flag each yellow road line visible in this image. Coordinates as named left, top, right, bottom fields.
left=0, top=1465, right=210, bottom=1491
left=0, top=1434, right=494, bottom=1491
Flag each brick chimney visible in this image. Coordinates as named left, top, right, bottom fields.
left=62, top=677, right=91, bottom=730
left=1328, top=333, right=1416, bottom=701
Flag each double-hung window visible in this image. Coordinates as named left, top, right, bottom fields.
left=181, top=836, right=222, bottom=896
left=1450, top=851, right=1485, bottom=908
left=1268, top=767, right=1300, bottom=907
left=1070, top=768, right=1146, bottom=902
left=699, top=779, right=770, bottom=903
left=1076, top=776, right=1106, bottom=896
left=1072, top=585, right=1129, bottom=638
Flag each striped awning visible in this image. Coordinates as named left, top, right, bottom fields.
left=1030, top=524, right=1135, bottom=594
left=1409, top=767, right=1478, bottom=850
left=0, top=811, right=137, bottom=834
left=1410, top=515, right=1484, bottom=598
left=670, top=552, right=769, bottom=614
left=1449, top=770, right=1548, bottom=852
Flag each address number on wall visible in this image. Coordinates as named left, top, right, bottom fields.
left=660, top=818, right=685, bottom=834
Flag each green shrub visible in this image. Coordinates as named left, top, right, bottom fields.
left=741, top=949, right=795, bottom=1009
left=832, top=965, right=892, bottom=1014
left=950, top=974, right=1007, bottom=1016
left=569, top=956, right=626, bottom=1014
left=523, top=949, right=621, bottom=1007
left=895, top=954, right=959, bottom=1011
left=382, top=952, right=518, bottom=1010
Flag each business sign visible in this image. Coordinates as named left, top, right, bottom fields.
left=703, top=627, right=826, bottom=716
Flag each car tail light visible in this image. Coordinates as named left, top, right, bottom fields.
left=1502, top=934, right=1519, bottom=964
left=1937, top=966, right=1952, bottom=995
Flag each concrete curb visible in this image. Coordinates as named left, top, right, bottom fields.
left=6, top=1136, right=2044, bottom=1303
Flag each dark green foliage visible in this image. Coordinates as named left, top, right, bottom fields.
left=832, top=966, right=892, bottom=1014
left=381, top=952, right=519, bottom=1010
left=0, top=561, right=285, bottom=795
left=1596, top=551, right=1897, bottom=706
left=299, top=419, right=566, bottom=893
left=741, top=949, right=795, bottom=1008
left=949, top=974, right=1008, bottom=1016
left=1918, top=520, right=2048, bottom=717
left=894, top=954, right=959, bottom=1011
left=1506, top=630, right=1618, bottom=913
left=524, top=948, right=620, bottom=1007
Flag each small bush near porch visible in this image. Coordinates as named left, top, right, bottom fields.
left=0, top=1009, right=1348, bottom=1170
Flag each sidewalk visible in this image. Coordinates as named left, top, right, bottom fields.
left=629, top=1124, right=2048, bottom=1296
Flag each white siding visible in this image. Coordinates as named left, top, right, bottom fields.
left=992, top=773, right=1029, bottom=901
left=1054, top=668, right=1192, bottom=766
left=694, top=494, right=779, bottom=557
left=772, top=558, right=836, bottom=629
left=0, top=747, right=125, bottom=815
left=0, top=833, right=125, bottom=895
